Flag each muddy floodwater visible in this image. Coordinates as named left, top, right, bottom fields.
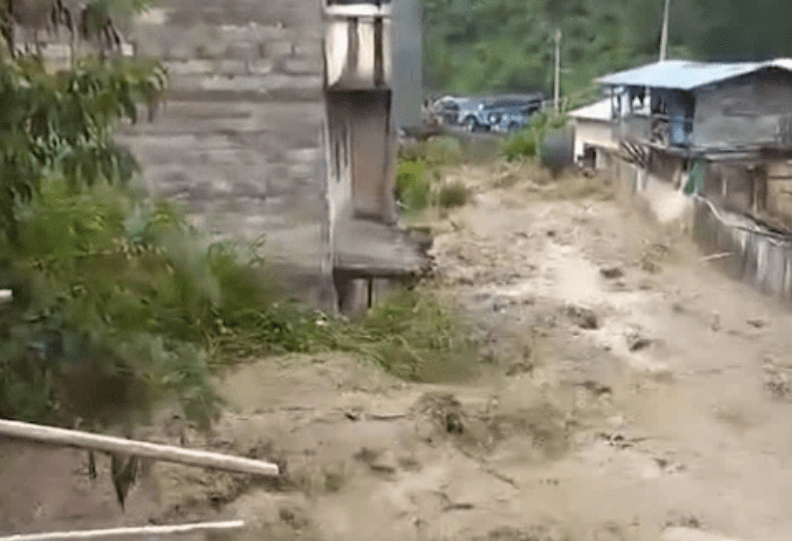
left=5, top=164, right=792, bottom=541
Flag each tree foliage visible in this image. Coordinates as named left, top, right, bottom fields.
left=0, top=54, right=166, bottom=243
left=422, top=0, right=792, bottom=96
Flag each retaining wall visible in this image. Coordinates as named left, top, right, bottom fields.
left=613, top=158, right=792, bottom=305
left=693, top=200, right=792, bottom=303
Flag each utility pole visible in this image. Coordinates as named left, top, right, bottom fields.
left=659, top=0, right=671, bottom=62
left=554, top=29, right=561, bottom=113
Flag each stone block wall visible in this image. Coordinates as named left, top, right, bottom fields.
left=116, top=0, right=328, bottom=300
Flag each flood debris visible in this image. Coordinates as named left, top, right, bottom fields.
left=506, top=361, right=535, bottom=377
left=625, top=332, right=653, bottom=352
left=476, top=521, right=572, bottom=541
left=710, top=312, right=721, bottom=332
left=599, top=266, right=624, bottom=279
left=663, top=513, right=703, bottom=530
left=565, top=305, right=600, bottom=330
left=763, top=355, right=791, bottom=399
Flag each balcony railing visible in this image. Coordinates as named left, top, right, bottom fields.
left=618, top=113, right=694, bottom=149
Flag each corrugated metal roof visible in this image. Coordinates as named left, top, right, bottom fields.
left=595, top=59, right=792, bottom=91
left=568, top=99, right=612, bottom=120
left=568, top=97, right=650, bottom=121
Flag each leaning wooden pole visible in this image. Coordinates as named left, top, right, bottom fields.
left=0, top=520, right=246, bottom=541
left=0, top=419, right=279, bottom=477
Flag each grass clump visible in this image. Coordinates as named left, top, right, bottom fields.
left=396, top=137, right=471, bottom=214
left=399, top=136, right=463, bottom=168
left=423, top=136, right=463, bottom=167
left=357, top=287, right=478, bottom=383
left=500, top=129, right=539, bottom=161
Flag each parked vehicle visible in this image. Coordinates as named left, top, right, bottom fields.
left=464, top=97, right=543, bottom=133
left=427, top=93, right=544, bottom=133
left=431, top=96, right=476, bottom=126
left=489, top=103, right=542, bottom=134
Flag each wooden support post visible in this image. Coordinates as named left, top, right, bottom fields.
left=0, top=520, right=246, bottom=541
left=554, top=29, right=561, bottom=114
left=0, top=419, right=279, bottom=477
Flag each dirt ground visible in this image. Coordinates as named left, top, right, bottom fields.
left=5, top=163, right=792, bottom=541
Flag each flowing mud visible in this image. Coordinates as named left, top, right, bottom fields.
left=5, top=165, right=792, bottom=541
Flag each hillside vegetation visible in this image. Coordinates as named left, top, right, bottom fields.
left=423, top=0, right=792, bottom=98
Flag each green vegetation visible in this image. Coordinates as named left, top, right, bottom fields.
left=396, top=136, right=472, bottom=213
left=0, top=0, right=487, bottom=434
left=396, top=158, right=432, bottom=213
left=501, top=129, right=541, bottom=162
left=499, top=111, right=570, bottom=162
left=0, top=173, right=479, bottom=426
left=0, top=3, right=176, bottom=427
left=437, top=180, right=470, bottom=208
left=356, top=287, right=478, bottom=383
left=422, top=0, right=792, bottom=97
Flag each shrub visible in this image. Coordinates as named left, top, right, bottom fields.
left=0, top=178, right=338, bottom=428
left=437, top=181, right=470, bottom=208
left=500, top=129, right=539, bottom=161
left=398, top=136, right=463, bottom=168
left=500, top=112, right=570, bottom=163
left=423, top=136, right=463, bottom=167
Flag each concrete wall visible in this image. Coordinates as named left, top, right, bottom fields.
left=572, top=119, right=616, bottom=164
left=114, top=0, right=329, bottom=301
left=392, top=0, right=423, bottom=130
left=692, top=69, right=792, bottom=149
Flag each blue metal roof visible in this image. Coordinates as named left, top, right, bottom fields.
left=595, top=59, right=792, bottom=91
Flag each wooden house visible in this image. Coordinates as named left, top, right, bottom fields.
left=597, top=59, right=792, bottom=230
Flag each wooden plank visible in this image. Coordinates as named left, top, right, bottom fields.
left=0, top=520, right=246, bottom=541
left=0, top=419, right=279, bottom=477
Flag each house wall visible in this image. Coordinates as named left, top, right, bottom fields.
left=766, top=160, right=792, bottom=226
left=701, top=163, right=755, bottom=214
left=611, top=158, right=694, bottom=226
left=114, top=0, right=328, bottom=302
left=572, top=119, right=617, bottom=164
left=110, top=0, right=423, bottom=308
left=618, top=114, right=652, bottom=145
left=692, top=69, right=792, bottom=149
